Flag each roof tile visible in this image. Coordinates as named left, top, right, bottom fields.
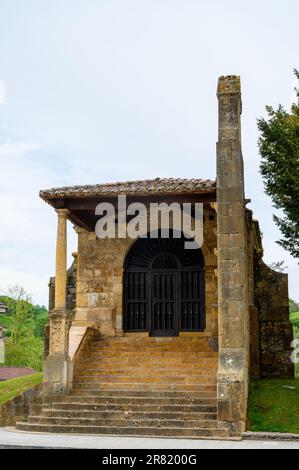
left=40, top=177, right=216, bottom=200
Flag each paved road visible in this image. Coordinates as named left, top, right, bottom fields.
left=0, top=427, right=298, bottom=449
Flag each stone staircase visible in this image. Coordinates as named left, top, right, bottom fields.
left=17, top=335, right=229, bottom=438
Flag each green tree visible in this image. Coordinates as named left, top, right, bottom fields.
left=6, top=286, right=35, bottom=344
left=32, top=305, right=48, bottom=338
left=4, top=336, right=44, bottom=371
left=0, top=287, right=47, bottom=371
left=257, top=69, right=299, bottom=258
left=289, top=298, right=299, bottom=314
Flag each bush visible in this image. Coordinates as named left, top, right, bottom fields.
left=289, top=299, right=299, bottom=314
left=34, top=312, right=48, bottom=338
left=3, top=336, right=44, bottom=371
left=0, top=314, right=13, bottom=336
left=290, top=311, right=299, bottom=329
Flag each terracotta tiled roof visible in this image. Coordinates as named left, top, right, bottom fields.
left=0, top=367, right=37, bottom=381
left=40, top=178, right=216, bottom=200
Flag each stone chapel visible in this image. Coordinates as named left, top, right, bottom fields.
left=17, top=76, right=294, bottom=438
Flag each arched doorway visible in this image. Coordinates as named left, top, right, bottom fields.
left=124, top=231, right=205, bottom=336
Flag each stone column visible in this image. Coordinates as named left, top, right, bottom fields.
left=54, top=209, right=68, bottom=310
left=216, top=76, right=249, bottom=436
left=44, top=209, right=71, bottom=395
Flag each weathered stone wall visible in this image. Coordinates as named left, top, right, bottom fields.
left=49, top=254, right=77, bottom=312
left=71, top=205, right=218, bottom=343
left=247, top=212, right=261, bottom=378
left=0, top=383, right=43, bottom=426
left=246, top=219, right=294, bottom=378
left=74, top=227, right=129, bottom=336
left=203, top=206, right=219, bottom=347
left=254, top=254, right=294, bottom=377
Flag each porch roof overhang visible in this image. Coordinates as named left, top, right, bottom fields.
left=40, top=177, right=217, bottom=231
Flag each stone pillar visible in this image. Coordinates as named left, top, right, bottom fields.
left=216, top=76, right=248, bottom=435
left=44, top=209, right=71, bottom=395
left=54, top=209, right=68, bottom=310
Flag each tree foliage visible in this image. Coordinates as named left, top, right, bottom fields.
left=32, top=305, right=48, bottom=338
left=289, top=298, right=299, bottom=314
left=258, top=69, right=299, bottom=258
left=4, top=336, right=44, bottom=371
left=0, top=286, right=48, bottom=371
left=5, top=286, right=34, bottom=344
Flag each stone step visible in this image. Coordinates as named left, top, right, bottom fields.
left=16, top=422, right=229, bottom=438
left=89, top=338, right=212, bottom=345
left=71, top=382, right=217, bottom=391
left=76, top=359, right=218, bottom=365
left=49, top=395, right=216, bottom=406
left=71, top=389, right=217, bottom=398
left=84, top=350, right=217, bottom=356
left=41, top=409, right=217, bottom=421
left=76, top=355, right=218, bottom=369
left=73, top=375, right=217, bottom=384
left=88, top=340, right=214, bottom=344
left=24, top=334, right=222, bottom=439
left=74, top=372, right=217, bottom=379
left=75, top=362, right=218, bottom=371
left=87, top=338, right=215, bottom=344
left=89, top=337, right=212, bottom=342
left=78, top=347, right=218, bottom=361
left=29, top=404, right=43, bottom=415
left=76, top=358, right=218, bottom=365
left=75, top=361, right=218, bottom=366
left=85, top=347, right=215, bottom=354
left=85, top=341, right=216, bottom=348
left=74, top=367, right=217, bottom=376
left=27, top=415, right=220, bottom=428
left=49, top=402, right=217, bottom=413
left=86, top=343, right=214, bottom=346
left=75, top=362, right=217, bottom=367
left=89, top=341, right=212, bottom=346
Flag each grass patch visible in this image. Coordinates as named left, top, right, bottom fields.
left=295, top=328, right=299, bottom=378
left=0, top=373, right=43, bottom=406
left=248, top=378, right=299, bottom=433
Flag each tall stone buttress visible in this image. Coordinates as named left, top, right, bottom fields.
left=216, top=76, right=249, bottom=435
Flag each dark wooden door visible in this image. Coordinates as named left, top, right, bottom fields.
left=124, top=271, right=148, bottom=331
left=124, top=231, right=205, bottom=335
left=180, top=271, right=205, bottom=331
left=150, top=271, right=178, bottom=336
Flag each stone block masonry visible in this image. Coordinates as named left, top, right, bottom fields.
left=216, top=76, right=249, bottom=435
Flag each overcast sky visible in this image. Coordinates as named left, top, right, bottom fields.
left=0, top=0, right=298, bottom=305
